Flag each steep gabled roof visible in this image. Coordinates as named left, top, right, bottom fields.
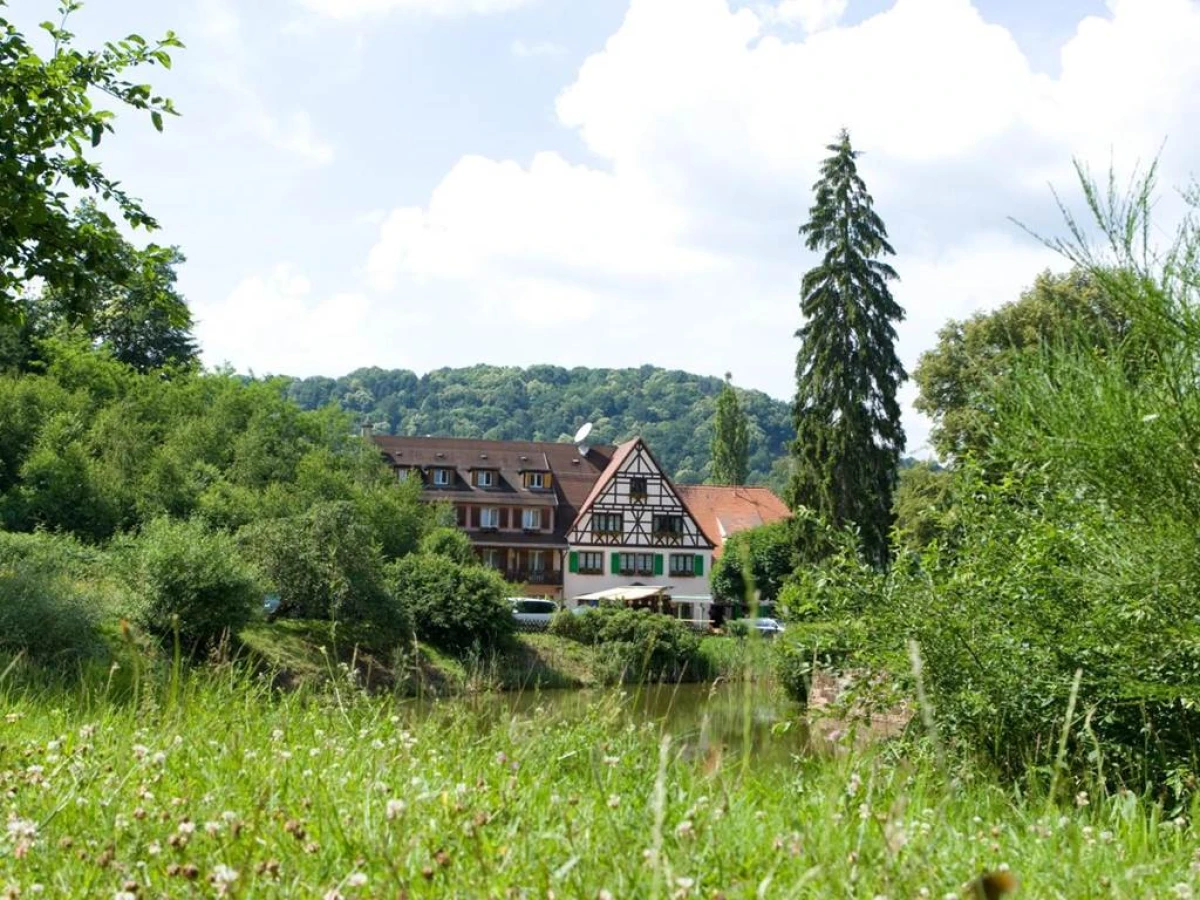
left=568, top=437, right=715, bottom=549
left=675, top=485, right=791, bottom=557
left=572, top=437, right=640, bottom=519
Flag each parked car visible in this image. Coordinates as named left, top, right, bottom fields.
left=747, top=617, right=785, bottom=636
left=509, top=597, right=559, bottom=629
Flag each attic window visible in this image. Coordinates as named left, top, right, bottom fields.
left=432, top=469, right=451, bottom=486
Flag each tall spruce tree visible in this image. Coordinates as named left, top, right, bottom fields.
left=789, top=130, right=906, bottom=566
left=710, top=373, right=750, bottom=485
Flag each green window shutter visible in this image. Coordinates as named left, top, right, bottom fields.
left=568, top=551, right=579, bottom=574
left=653, top=554, right=664, bottom=576
left=693, top=554, right=704, bottom=577
left=611, top=552, right=621, bottom=575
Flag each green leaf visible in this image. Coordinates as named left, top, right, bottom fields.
left=150, top=111, right=163, bottom=133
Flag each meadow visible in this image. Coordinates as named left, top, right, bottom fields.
left=1, top=668, right=1197, bottom=899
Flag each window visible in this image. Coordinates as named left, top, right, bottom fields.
left=529, top=550, right=545, bottom=573
left=653, top=514, right=684, bottom=536
left=670, top=554, right=698, bottom=577
left=432, top=468, right=451, bottom=486
left=480, top=549, right=502, bottom=570
left=619, top=553, right=655, bottom=576
left=593, top=513, right=623, bottom=535
left=398, top=467, right=416, bottom=482
left=522, top=508, right=543, bottom=530
left=480, top=507, right=499, bottom=529
left=476, top=470, right=495, bottom=488
left=578, top=551, right=603, bottom=574
left=526, top=471, right=548, bottom=489
left=629, top=476, right=648, bottom=501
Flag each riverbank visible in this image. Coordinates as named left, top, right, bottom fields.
left=237, top=621, right=775, bottom=695
left=1, top=670, right=1194, bottom=898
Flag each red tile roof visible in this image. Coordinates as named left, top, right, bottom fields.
left=674, top=485, right=791, bottom=557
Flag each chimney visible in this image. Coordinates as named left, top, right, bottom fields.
left=360, top=420, right=374, bottom=439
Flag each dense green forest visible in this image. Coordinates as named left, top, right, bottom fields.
left=287, top=365, right=792, bottom=485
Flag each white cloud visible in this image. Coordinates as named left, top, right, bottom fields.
left=772, top=0, right=847, bottom=32
left=299, top=0, right=537, bottom=20
left=195, top=266, right=426, bottom=377
left=511, top=38, right=567, bottom=58
left=190, top=0, right=335, bottom=167
left=252, top=110, right=336, bottom=167
left=213, top=0, right=1200, bottom=458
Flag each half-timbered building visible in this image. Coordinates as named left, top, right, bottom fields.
left=564, top=438, right=717, bottom=622
left=371, top=434, right=616, bottom=599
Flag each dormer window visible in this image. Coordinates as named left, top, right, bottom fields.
left=525, top=471, right=550, bottom=490
left=475, top=470, right=495, bottom=488
left=432, top=468, right=451, bottom=486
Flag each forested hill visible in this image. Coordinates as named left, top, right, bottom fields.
left=287, top=365, right=793, bottom=485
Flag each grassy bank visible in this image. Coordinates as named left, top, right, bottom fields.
left=238, top=621, right=774, bottom=695
left=0, top=671, right=1195, bottom=898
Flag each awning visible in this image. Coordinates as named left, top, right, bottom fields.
left=573, top=586, right=673, bottom=602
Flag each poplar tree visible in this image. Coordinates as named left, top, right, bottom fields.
left=710, top=373, right=749, bottom=485
left=789, top=130, right=906, bottom=566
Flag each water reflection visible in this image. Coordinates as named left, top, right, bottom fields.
left=505, top=681, right=811, bottom=770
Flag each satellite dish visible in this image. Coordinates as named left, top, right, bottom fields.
left=573, top=423, right=593, bottom=445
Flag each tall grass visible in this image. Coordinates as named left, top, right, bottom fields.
left=0, top=668, right=1195, bottom=897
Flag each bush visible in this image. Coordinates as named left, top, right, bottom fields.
left=419, top=527, right=477, bottom=566
left=239, top=502, right=404, bottom=637
left=709, top=520, right=796, bottom=606
left=550, top=606, right=702, bottom=682
left=122, top=517, right=261, bottom=650
left=387, top=554, right=512, bottom=654
left=0, top=531, right=107, bottom=660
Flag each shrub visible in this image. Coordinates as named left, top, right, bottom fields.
left=122, top=517, right=261, bottom=650
left=387, top=554, right=512, bottom=654
left=709, top=520, right=796, bottom=606
left=550, top=606, right=702, bottom=682
left=418, top=527, right=477, bottom=566
left=0, top=531, right=107, bottom=660
left=239, top=502, right=404, bottom=636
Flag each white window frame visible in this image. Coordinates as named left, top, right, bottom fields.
left=433, top=468, right=450, bottom=486
left=480, top=507, right=499, bottom=529
left=522, top=508, right=542, bottom=530
left=579, top=551, right=603, bottom=574
left=527, top=472, right=547, bottom=489
left=670, top=554, right=696, bottom=576
left=476, top=470, right=495, bottom=487
left=480, top=549, right=502, bottom=569
left=593, top=513, right=623, bottom=535
left=529, top=550, right=545, bottom=573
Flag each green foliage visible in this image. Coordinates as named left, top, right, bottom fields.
left=386, top=554, right=512, bottom=654
left=239, top=502, right=402, bottom=635
left=709, top=374, right=749, bottom=485
left=913, top=268, right=1142, bottom=460
left=0, top=530, right=107, bottom=660
left=120, top=518, right=260, bottom=650
left=805, top=162, right=1200, bottom=795
left=709, top=520, right=795, bottom=605
left=892, top=461, right=955, bottom=551
left=288, top=364, right=792, bottom=485
left=0, top=2, right=181, bottom=316
left=549, top=606, right=702, bottom=682
left=419, top=526, right=478, bottom=565
left=789, top=130, right=906, bottom=567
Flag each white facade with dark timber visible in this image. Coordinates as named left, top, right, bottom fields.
left=564, top=438, right=716, bottom=622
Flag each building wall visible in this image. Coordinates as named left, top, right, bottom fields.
left=563, top=549, right=714, bottom=621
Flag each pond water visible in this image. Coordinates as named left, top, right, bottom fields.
left=439, top=681, right=812, bottom=771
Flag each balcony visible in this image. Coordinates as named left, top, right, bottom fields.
left=502, top=568, right=562, bottom=586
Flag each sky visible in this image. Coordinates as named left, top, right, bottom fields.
left=8, top=0, right=1200, bottom=455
